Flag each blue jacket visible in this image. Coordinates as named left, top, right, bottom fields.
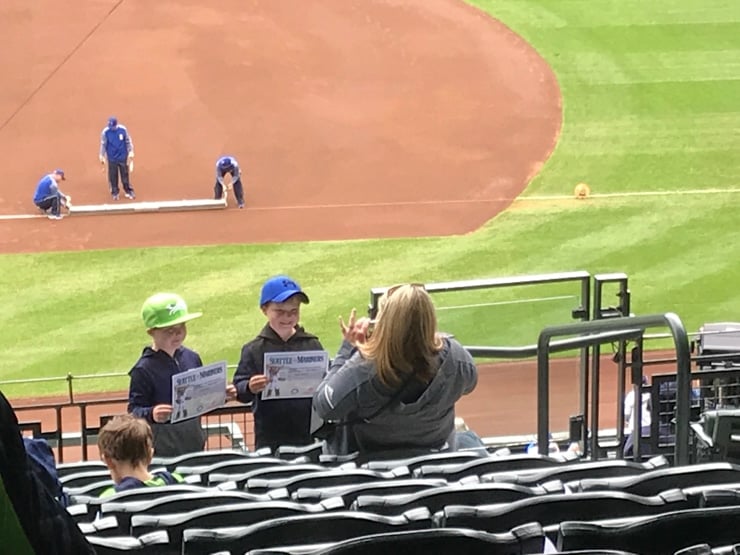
left=100, top=125, right=133, bottom=162
left=33, top=174, right=61, bottom=203
left=216, top=156, right=241, bottom=185
left=128, top=346, right=207, bottom=457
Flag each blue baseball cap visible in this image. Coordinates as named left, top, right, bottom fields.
left=108, top=116, right=118, bottom=127
left=54, top=169, right=65, bottom=180
left=219, top=157, right=234, bottom=169
left=260, top=275, right=309, bottom=307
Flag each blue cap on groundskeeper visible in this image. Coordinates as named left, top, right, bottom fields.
left=259, top=275, right=310, bottom=307
left=219, top=156, right=234, bottom=169
left=108, top=116, right=118, bottom=127
left=53, top=169, right=65, bottom=180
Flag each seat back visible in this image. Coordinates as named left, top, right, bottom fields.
left=292, top=478, right=448, bottom=505
left=182, top=508, right=433, bottom=554
left=131, top=500, right=328, bottom=547
left=291, top=525, right=547, bottom=555
left=557, top=505, right=740, bottom=555
left=439, top=490, right=696, bottom=533
left=101, top=490, right=266, bottom=534
left=352, top=481, right=564, bottom=515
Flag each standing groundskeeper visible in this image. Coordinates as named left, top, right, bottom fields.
left=32, top=169, right=70, bottom=220
left=99, top=116, right=135, bottom=201
left=214, top=155, right=245, bottom=208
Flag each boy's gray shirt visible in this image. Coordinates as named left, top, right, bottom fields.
left=313, top=337, right=477, bottom=451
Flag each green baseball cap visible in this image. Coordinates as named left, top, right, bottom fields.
left=141, top=292, right=202, bottom=329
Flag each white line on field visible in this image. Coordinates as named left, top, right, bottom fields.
left=523, top=187, right=740, bottom=201
left=1, top=188, right=738, bottom=221
left=436, top=295, right=575, bottom=311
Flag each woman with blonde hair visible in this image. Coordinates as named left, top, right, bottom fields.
left=312, top=284, right=478, bottom=457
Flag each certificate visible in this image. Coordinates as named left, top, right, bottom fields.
left=262, top=350, right=328, bottom=400
left=170, top=361, right=228, bottom=423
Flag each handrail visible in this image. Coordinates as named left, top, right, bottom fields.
left=536, top=313, right=691, bottom=465
left=465, top=329, right=643, bottom=359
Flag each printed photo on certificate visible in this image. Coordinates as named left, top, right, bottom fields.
left=262, top=350, right=328, bottom=400
left=171, top=360, right=228, bottom=423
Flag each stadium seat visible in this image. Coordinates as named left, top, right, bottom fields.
left=699, top=489, right=740, bottom=508
left=57, top=460, right=108, bottom=478
left=219, top=463, right=327, bottom=491
left=181, top=508, right=433, bottom=554
left=65, top=478, right=115, bottom=499
left=437, top=489, right=697, bottom=533
left=319, top=453, right=360, bottom=467
left=60, top=469, right=115, bottom=488
left=131, top=499, right=343, bottom=549
left=556, top=505, right=740, bottom=554
left=275, top=443, right=325, bottom=463
left=175, top=456, right=288, bottom=485
left=673, top=545, right=713, bottom=555
left=412, top=453, right=576, bottom=481
left=573, top=463, right=740, bottom=496
left=351, top=481, right=565, bottom=515
left=78, top=515, right=122, bottom=537
left=248, top=468, right=410, bottom=495
left=362, top=450, right=484, bottom=472
left=481, top=456, right=669, bottom=487
left=151, top=449, right=256, bottom=472
left=292, top=478, right=448, bottom=505
left=79, top=484, right=208, bottom=520
left=246, top=525, right=549, bottom=555
left=85, top=531, right=169, bottom=554
left=100, top=490, right=271, bottom=534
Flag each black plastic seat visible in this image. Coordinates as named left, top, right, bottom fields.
left=482, top=456, right=668, bottom=487
left=151, top=449, right=258, bottom=472
left=248, top=468, right=410, bottom=495
left=220, top=463, right=327, bottom=491
left=363, top=451, right=484, bottom=472
left=79, top=484, right=208, bottom=520
left=131, top=499, right=343, bottom=551
left=100, top=490, right=270, bottom=534
left=352, top=481, right=564, bottom=515
left=57, top=460, right=108, bottom=478
left=292, top=478, right=448, bottom=505
left=247, top=524, right=548, bottom=555
left=275, top=443, right=325, bottom=463
left=412, top=453, right=576, bottom=481
left=174, top=456, right=287, bottom=485
left=182, top=508, right=433, bottom=554
left=60, top=469, right=115, bottom=488
left=66, top=478, right=115, bottom=500
left=573, top=463, right=740, bottom=496
left=85, top=531, right=169, bottom=554
left=439, top=489, right=697, bottom=533
left=557, top=505, right=740, bottom=555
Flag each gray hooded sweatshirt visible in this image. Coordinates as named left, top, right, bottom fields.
left=313, top=337, right=477, bottom=454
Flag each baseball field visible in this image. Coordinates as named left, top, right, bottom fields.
left=0, top=0, right=739, bottom=435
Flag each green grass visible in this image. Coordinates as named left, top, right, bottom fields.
left=1, top=0, right=739, bottom=397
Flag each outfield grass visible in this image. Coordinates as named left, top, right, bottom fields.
left=1, top=0, right=739, bottom=397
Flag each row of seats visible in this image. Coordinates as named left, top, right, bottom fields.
left=84, top=504, right=740, bottom=554
left=59, top=447, right=740, bottom=554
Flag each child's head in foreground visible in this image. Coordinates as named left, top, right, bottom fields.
left=98, top=414, right=153, bottom=472
left=259, top=276, right=310, bottom=340
left=141, top=292, right=202, bottom=355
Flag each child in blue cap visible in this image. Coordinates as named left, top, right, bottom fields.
left=233, top=276, right=324, bottom=451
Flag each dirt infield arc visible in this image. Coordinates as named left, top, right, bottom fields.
left=1, top=1, right=568, bottom=442
left=0, top=0, right=560, bottom=253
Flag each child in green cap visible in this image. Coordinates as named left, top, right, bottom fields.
left=127, top=292, right=236, bottom=457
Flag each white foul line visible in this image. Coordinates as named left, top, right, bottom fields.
left=2, top=187, right=738, bottom=221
